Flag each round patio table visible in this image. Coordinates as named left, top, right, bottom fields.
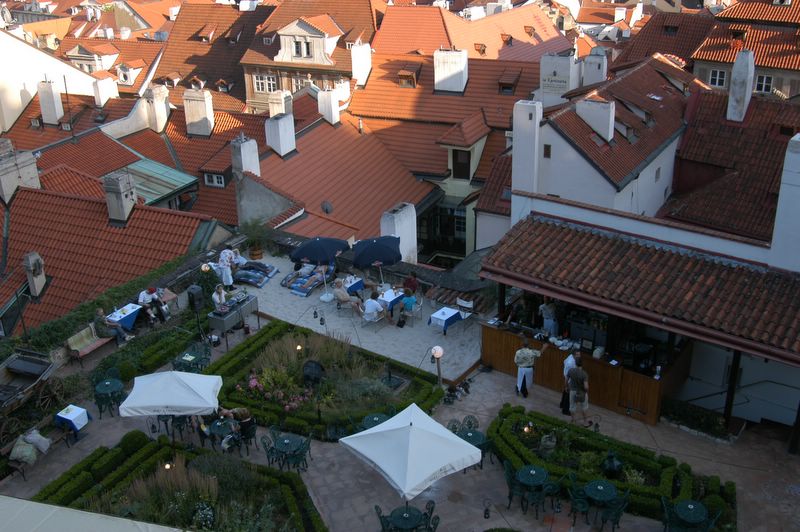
left=516, top=465, right=548, bottom=488
left=274, top=433, right=304, bottom=454
left=95, top=378, right=123, bottom=397
left=209, top=418, right=238, bottom=437
left=362, top=414, right=388, bottom=430
left=675, top=500, right=708, bottom=525
left=389, top=505, right=423, bottom=530
left=457, top=429, right=486, bottom=447
left=584, top=479, right=617, bottom=504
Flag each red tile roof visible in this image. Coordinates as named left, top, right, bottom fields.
left=120, top=129, right=177, bottom=168
left=349, top=54, right=540, bottom=128
left=691, top=22, right=800, bottom=71
left=614, top=12, right=715, bottom=66
left=481, top=214, right=800, bottom=363
left=437, top=111, right=490, bottom=147
left=474, top=149, right=511, bottom=215
left=548, top=54, right=698, bottom=187
left=474, top=129, right=508, bottom=180
left=577, top=2, right=634, bottom=25
left=301, top=14, right=344, bottom=36
left=241, top=0, right=380, bottom=72
left=0, top=188, right=209, bottom=328
left=257, top=114, right=434, bottom=239
left=717, top=0, right=800, bottom=25
left=361, top=119, right=450, bottom=175
left=57, top=37, right=164, bottom=94
left=665, top=92, right=800, bottom=241
left=1, top=95, right=136, bottom=151
left=372, top=5, right=571, bottom=61
left=38, top=164, right=105, bottom=198
left=36, top=131, right=140, bottom=177
left=155, top=2, right=275, bottom=111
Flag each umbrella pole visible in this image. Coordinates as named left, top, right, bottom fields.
left=379, top=266, right=385, bottom=286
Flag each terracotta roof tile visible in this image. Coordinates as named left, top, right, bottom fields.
left=691, top=22, right=800, bottom=71
left=437, top=110, right=490, bottom=147
left=1, top=95, right=135, bottom=151
left=665, top=92, right=800, bottom=241
left=474, top=129, right=508, bottom=180
left=548, top=54, right=698, bottom=187
left=0, top=188, right=208, bottom=328
left=614, top=12, right=715, bottom=66
left=474, top=149, right=511, bottom=215
left=120, top=129, right=177, bottom=168
left=36, top=131, right=140, bottom=177
left=349, top=54, right=539, bottom=128
left=301, top=14, right=344, bottom=36
left=481, top=214, right=800, bottom=361
left=577, top=2, right=633, bottom=25
left=38, top=164, right=105, bottom=198
left=361, top=119, right=450, bottom=175
left=717, top=0, right=800, bottom=25
left=155, top=3, right=275, bottom=111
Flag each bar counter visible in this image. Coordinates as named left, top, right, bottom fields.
left=481, top=323, right=692, bottom=425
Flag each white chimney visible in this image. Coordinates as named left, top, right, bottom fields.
left=38, top=80, right=64, bottom=125
left=144, top=85, right=170, bottom=133
left=103, top=171, right=137, bottom=225
left=265, top=113, right=296, bottom=157
left=537, top=54, right=580, bottom=107
left=351, top=41, right=372, bottom=87
left=318, top=90, right=340, bottom=125
left=726, top=50, right=755, bottom=122
left=119, top=26, right=131, bottom=40
left=231, top=132, right=260, bottom=179
left=0, top=139, right=40, bottom=203
left=614, top=6, right=626, bottom=22
left=380, top=203, right=418, bottom=264
left=486, top=2, right=502, bottom=15
left=770, top=134, right=800, bottom=271
left=434, top=49, right=469, bottom=92
left=576, top=97, right=615, bottom=142
left=183, top=88, right=215, bottom=136
left=168, top=5, right=180, bottom=20
left=23, top=252, right=46, bottom=297
left=268, top=90, right=293, bottom=116
left=630, top=2, right=644, bottom=27
left=510, top=100, right=543, bottom=225
left=93, top=76, right=119, bottom=107
left=239, top=0, right=257, bottom=11
left=104, top=26, right=114, bottom=39
left=582, top=47, right=608, bottom=86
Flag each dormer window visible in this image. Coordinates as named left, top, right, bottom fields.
left=60, top=121, right=72, bottom=132
left=474, top=43, right=486, bottom=56
left=498, top=68, right=521, bottom=95
left=773, top=0, right=792, bottom=5
left=216, top=79, right=233, bottom=92
left=731, top=29, right=747, bottom=40
left=204, top=173, right=225, bottom=188
left=346, top=41, right=354, bottom=50
left=30, top=117, right=42, bottom=129
left=226, top=24, right=243, bottom=45
left=663, top=25, right=678, bottom=36
left=263, top=35, right=273, bottom=45
left=292, top=40, right=311, bottom=57
left=189, top=75, right=207, bottom=89
left=398, top=64, right=420, bottom=88
left=199, top=23, right=217, bottom=43
left=501, top=34, right=513, bottom=46
left=119, top=70, right=130, bottom=83
left=524, top=26, right=535, bottom=38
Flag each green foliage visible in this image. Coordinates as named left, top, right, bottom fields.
left=661, top=398, right=730, bottom=439
left=282, top=416, right=310, bottom=434
left=657, top=454, right=678, bottom=468
left=90, top=447, right=126, bottom=482
left=33, top=447, right=108, bottom=502
left=623, top=466, right=647, bottom=486
left=707, top=475, right=721, bottom=496
left=189, top=453, right=260, bottom=494
left=678, top=462, right=692, bottom=476
left=119, top=430, right=151, bottom=457
left=118, top=360, right=137, bottom=383
left=49, top=471, right=95, bottom=506
left=722, top=481, right=737, bottom=506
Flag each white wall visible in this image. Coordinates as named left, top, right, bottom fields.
left=613, top=135, right=679, bottom=216
left=381, top=202, right=418, bottom=264
left=100, top=99, right=149, bottom=139
left=476, top=211, right=511, bottom=249
left=0, top=30, right=96, bottom=132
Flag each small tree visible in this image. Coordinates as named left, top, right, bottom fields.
left=239, top=219, right=269, bottom=260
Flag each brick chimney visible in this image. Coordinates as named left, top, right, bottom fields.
left=103, top=171, right=137, bottom=225
left=769, top=133, right=800, bottom=272
left=434, top=49, right=469, bottom=93
left=726, top=50, right=755, bottom=122
left=0, top=139, right=40, bottom=204
left=144, top=84, right=170, bottom=133
left=231, top=132, right=260, bottom=179
left=38, top=80, right=64, bottom=125
left=265, top=113, right=296, bottom=157
left=268, top=90, right=293, bottom=116
left=576, top=96, right=615, bottom=142
left=23, top=252, right=45, bottom=297
left=183, top=88, right=215, bottom=136
left=318, top=90, right=340, bottom=125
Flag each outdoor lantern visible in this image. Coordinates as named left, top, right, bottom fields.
left=313, top=309, right=318, bottom=319
left=201, top=263, right=211, bottom=272
left=483, top=499, right=491, bottom=519
left=432, top=346, right=444, bottom=386
left=296, top=344, right=303, bottom=352
left=320, top=316, right=325, bottom=326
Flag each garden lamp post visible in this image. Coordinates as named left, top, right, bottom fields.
left=432, top=346, right=444, bottom=387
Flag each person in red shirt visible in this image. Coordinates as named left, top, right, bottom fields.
left=400, top=272, right=419, bottom=294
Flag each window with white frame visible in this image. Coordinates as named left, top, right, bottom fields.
left=266, top=74, right=277, bottom=92
left=756, top=75, right=773, bottom=93
left=204, top=173, right=225, bottom=188
left=292, top=77, right=304, bottom=93
left=709, top=70, right=726, bottom=88
left=293, top=41, right=302, bottom=57
left=254, top=74, right=267, bottom=93
left=303, top=41, right=311, bottom=57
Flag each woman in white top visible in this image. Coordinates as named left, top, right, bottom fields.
left=212, top=284, right=228, bottom=309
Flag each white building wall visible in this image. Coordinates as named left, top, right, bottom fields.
left=612, top=135, right=679, bottom=216
left=0, top=30, right=96, bottom=132
left=476, top=211, right=511, bottom=249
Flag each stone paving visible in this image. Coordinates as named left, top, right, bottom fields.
left=2, top=265, right=800, bottom=531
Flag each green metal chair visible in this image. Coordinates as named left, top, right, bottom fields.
left=446, top=419, right=462, bottom=433
left=461, top=414, right=479, bottom=431
left=285, top=437, right=311, bottom=471
left=374, top=505, right=390, bottom=531
left=528, top=488, right=547, bottom=519
left=171, top=416, right=189, bottom=441
left=105, top=367, right=121, bottom=380
left=568, top=487, right=590, bottom=526
left=600, top=498, right=628, bottom=532
left=429, top=515, right=440, bottom=531
left=542, top=475, right=564, bottom=510
left=260, top=435, right=282, bottom=468
left=240, top=421, right=257, bottom=455
left=701, top=510, right=722, bottom=532
left=503, top=460, right=529, bottom=513
left=94, top=394, right=115, bottom=419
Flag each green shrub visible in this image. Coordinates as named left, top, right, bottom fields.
left=722, top=481, right=736, bottom=506
left=676, top=468, right=693, bottom=501
left=33, top=447, right=108, bottom=502
left=118, top=430, right=151, bottom=457
left=657, top=455, right=678, bottom=468
left=49, top=471, right=95, bottom=505
left=282, top=416, right=310, bottom=434
left=90, top=447, right=126, bottom=482
left=707, top=475, right=721, bottom=496
left=678, top=462, right=692, bottom=476
left=118, top=360, right=137, bottom=383
left=101, top=441, right=160, bottom=491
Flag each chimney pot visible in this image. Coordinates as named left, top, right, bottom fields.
left=183, top=88, right=215, bottom=136
left=0, top=139, right=40, bottom=203
left=23, top=252, right=46, bottom=297
left=265, top=113, right=296, bottom=157
left=144, top=84, right=170, bottom=133
left=267, top=90, right=293, bottom=116
left=433, top=49, right=469, bottom=93
left=576, top=97, right=615, bottom=142
left=351, top=41, right=372, bottom=87
left=103, top=171, right=137, bottom=224
left=37, top=80, right=64, bottom=125
left=726, top=50, right=755, bottom=122
left=231, top=133, right=260, bottom=179
left=93, top=76, right=119, bottom=107
left=318, top=90, right=340, bottom=125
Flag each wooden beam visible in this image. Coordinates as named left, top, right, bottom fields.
left=723, top=350, right=741, bottom=427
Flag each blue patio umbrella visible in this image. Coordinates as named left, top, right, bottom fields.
left=290, top=237, right=350, bottom=302
left=353, top=236, right=402, bottom=285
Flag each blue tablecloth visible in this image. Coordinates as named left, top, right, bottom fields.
left=428, top=307, right=462, bottom=333
left=345, top=278, right=364, bottom=295
left=55, top=404, right=91, bottom=433
left=107, top=303, right=142, bottom=331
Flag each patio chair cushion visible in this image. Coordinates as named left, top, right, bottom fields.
left=23, top=429, right=52, bottom=454
left=9, top=437, right=37, bottom=465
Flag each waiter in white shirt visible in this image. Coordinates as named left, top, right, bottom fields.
left=561, top=352, right=580, bottom=415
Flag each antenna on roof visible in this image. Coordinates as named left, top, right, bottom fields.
left=63, top=75, right=76, bottom=144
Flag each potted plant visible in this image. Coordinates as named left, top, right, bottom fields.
left=239, top=219, right=269, bottom=260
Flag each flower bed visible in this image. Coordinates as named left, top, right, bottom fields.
left=204, top=321, right=443, bottom=440
left=489, top=405, right=737, bottom=530
left=33, top=430, right=327, bottom=531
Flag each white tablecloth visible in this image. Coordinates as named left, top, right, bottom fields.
left=378, top=289, right=404, bottom=312
left=56, top=404, right=89, bottom=432
left=429, top=307, right=461, bottom=332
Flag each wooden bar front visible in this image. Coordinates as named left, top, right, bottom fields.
left=481, top=323, right=691, bottom=425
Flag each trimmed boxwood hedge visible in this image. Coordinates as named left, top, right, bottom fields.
left=90, top=447, right=126, bottom=482
left=32, top=446, right=108, bottom=502
left=488, top=405, right=737, bottom=530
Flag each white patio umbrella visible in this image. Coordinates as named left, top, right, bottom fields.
left=339, top=403, right=481, bottom=501
left=119, top=371, right=223, bottom=417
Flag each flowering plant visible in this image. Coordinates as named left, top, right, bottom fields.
left=239, top=367, right=313, bottom=412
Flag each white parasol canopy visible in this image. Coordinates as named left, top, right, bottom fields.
left=119, top=371, right=222, bottom=417
left=339, top=403, right=481, bottom=500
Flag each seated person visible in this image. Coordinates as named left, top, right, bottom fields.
left=349, top=266, right=379, bottom=292
left=360, top=291, right=391, bottom=324
left=282, top=261, right=316, bottom=287
left=299, top=265, right=327, bottom=289
left=333, top=279, right=361, bottom=311
left=396, top=272, right=419, bottom=294
left=212, top=284, right=228, bottom=309
left=138, top=287, right=165, bottom=324
left=94, top=307, right=133, bottom=346
left=400, top=288, right=417, bottom=316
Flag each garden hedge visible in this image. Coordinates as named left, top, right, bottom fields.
left=488, top=405, right=737, bottom=530
left=32, top=446, right=108, bottom=502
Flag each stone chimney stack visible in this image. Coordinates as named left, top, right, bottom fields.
left=231, top=132, right=260, bottom=179
left=538, top=54, right=580, bottom=107
left=582, top=47, right=608, bottom=86
left=351, top=41, right=372, bottom=87
left=434, top=49, right=469, bottom=92
left=103, top=171, right=137, bottom=225
left=23, top=252, right=46, bottom=297
left=318, top=90, right=340, bottom=125
left=576, top=97, right=615, bottom=142
left=510, top=100, right=543, bottom=225
left=614, top=7, right=626, bottom=23
left=726, top=50, right=755, bottom=122
left=38, top=80, right=64, bottom=125
left=769, top=133, right=800, bottom=272
left=265, top=113, right=296, bottom=157
left=0, top=139, right=40, bottom=204
left=183, top=88, right=215, bottom=136
left=144, top=84, right=170, bottom=133
left=93, top=76, right=119, bottom=107
left=268, top=90, right=293, bottom=116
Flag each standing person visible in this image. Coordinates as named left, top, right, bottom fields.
left=94, top=308, right=133, bottom=346
left=567, top=357, right=590, bottom=427
left=218, top=245, right=235, bottom=290
left=514, top=338, right=547, bottom=398
left=561, top=352, right=579, bottom=415
left=539, top=296, right=558, bottom=336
